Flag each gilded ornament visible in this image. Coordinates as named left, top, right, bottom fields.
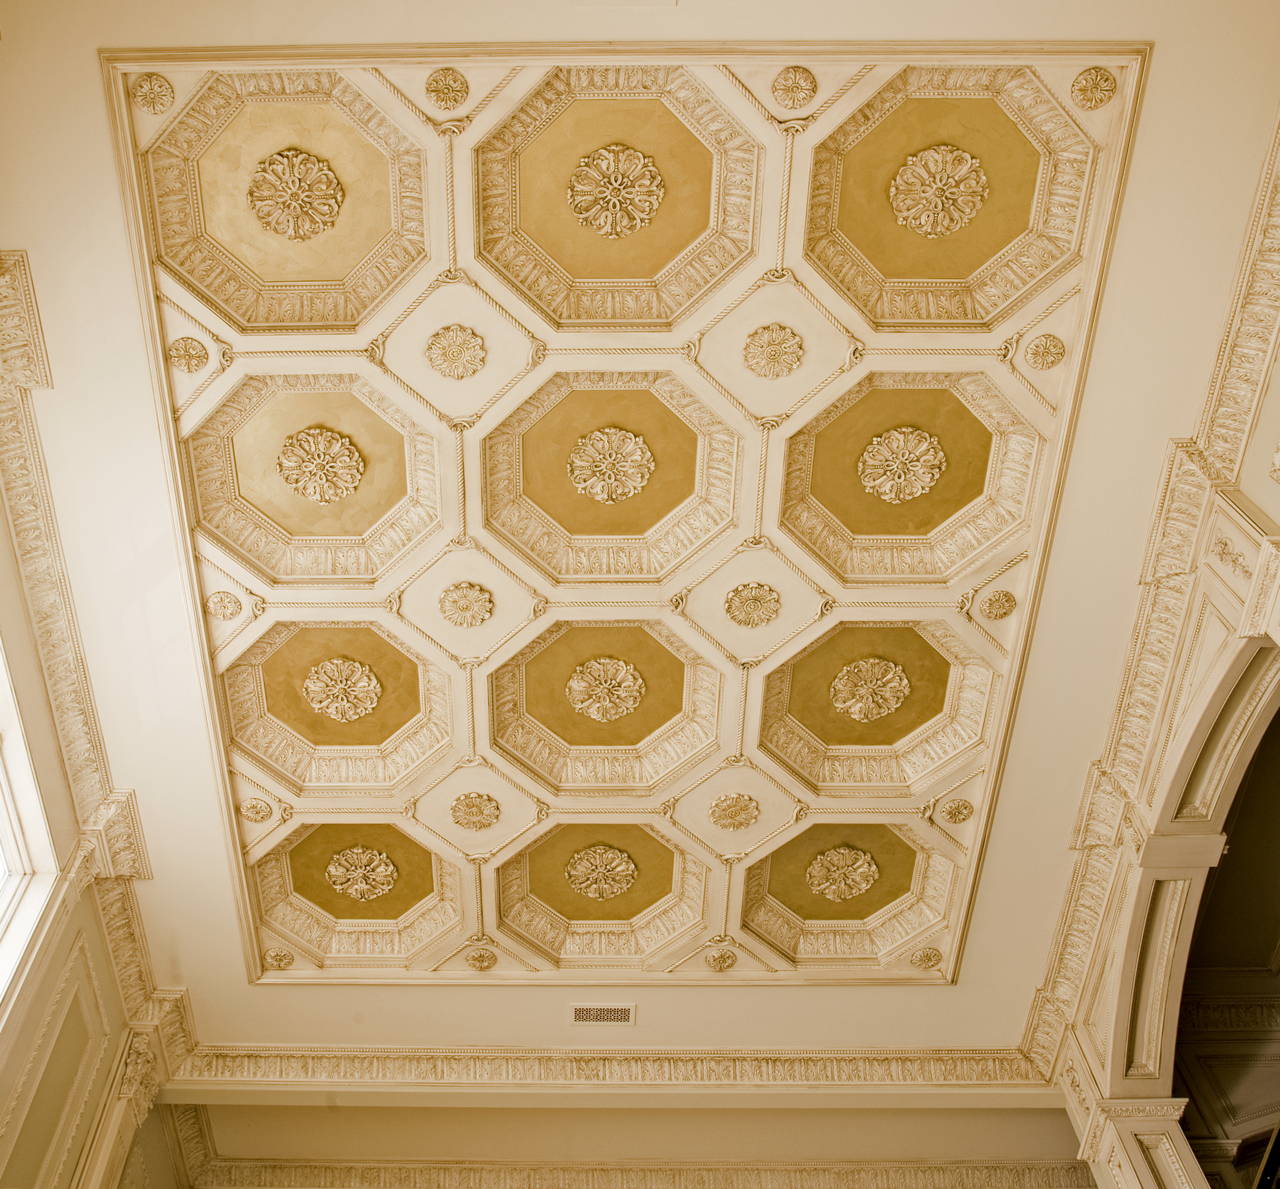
left=939, top=798, right=974, bottom=824
left=771, top=66, right=818, bottom=110
left=276, top=426, right=365, bottom=504
left=567, top=143, right=665, bottom=240
left=708, top=793, right=760, bottom=831
left=238, top=798, right=272, bottom=823
left=911, top=946, right=943, bottom=970
left=204, top=591, right=242, bottom=620
left=1071, top=66, right=1118, bottom=110
left=263, top=947, right=294, bottom=970
left=857, top=425, right=946, bottom=504
left=466, top=947, right=498, bottom=971
left=566, top=426, right=655, bottom=504
left=830, top=657, right=911, bottom=722
left=324, top=845, right=399, bottom=902
left=888, top=144, right=989, bottom=238
left=979, top=590, right=1017, bottom=620
left=166, top=336, right=208, bottom=373
left=247, top=148, right=345, bottom=242
left=565, top=657, right=645, bottom=723
left=805, top=845, right=880, bottom=901
left=705, top=948, right=738, bottom=971
left=743, top=323, right=804, bottom=379
left=426, top=324, right=486, bottom=379
left=564, top=844, right=638, bottom=900
left=302, top=657, right=382, bottom=723
left=1024, top=334, right=1066, bottom=370
left=425, top=67, right=469, bottom=110
left=724, top=582, right=781, bottom=628
left=439, top=581, right=494, bottom=627
left=451, top=792, right=501, bottom=831
left=131, top=72, right=174, bottom=115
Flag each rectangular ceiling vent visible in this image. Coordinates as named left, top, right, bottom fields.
left=571, top=1003, right=636, bottom=1026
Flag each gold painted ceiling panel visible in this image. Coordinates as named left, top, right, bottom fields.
left=114, top=46, right=1141, bottom=983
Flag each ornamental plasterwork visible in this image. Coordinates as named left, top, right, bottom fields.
left=911, top=946, right=944, bottom=970
left=276, top=426, right=365, bottom=505
left=248, top=148, right=345, bottom=242
left=1025, top=334, right=1067, bottom=370
left=781, top=371, right=1042, bottom=583
left=830, top=658, right=911, bottom=723
left=185, top=373, right=440, bottom=581
left=482, top=370, right=738, bottom=581
left=743, top=323, right=804, bottom=379
left=262, top=947, right=294, bottom=969
left=771, top=65, right=818, bottom=110
left=465, top=948, right=497, bottom=971
left=564, top=844, right=638, bottom=900
left=760, top=619, right=994, bottom=793
left=979, top=590, right=1017, bottom=619
left=438, top=581, right=494, bottom=628
left=742, top=828, right=955, bottom=966
left=497, top=836, right=706, bottom=966
left=888, top=145, right=989, bottom=239
left=805, top=846, right=880, bottom=901
left=1071, top=66, right=1118, bottom=110
left=565, top=657, right=646, bottom=723
left=805, top=65, right=1094, bottom=329
left=708, top=793, right=761, bottom=831
left=166, top=336, right=208, bottom=373
left=255, top=841, right=461, bottom=967
left=857, top=426, right=947, bottom=505
left=424, top=66, right=468, bottom=110
left=141, top=70, right=427, bottom=330
left=475, top=65, right=760, bottom=329
left=204, top=591, right=241, bottom=620
left=705, top=947, right=738, bottom=971
left=302, top=657, right=382, bottom=723
left=239, top=798, right=272, bottom=823
left=324, top=846, right=398, bottom=901
left=426, top=324, right=487, bottom=379
left=566, top=426, right=655, bottom=504
left=567, top=143, right=665, bottom=239
left=223, top=621, right=450, bottom=790
left=131, top=72, right=173, bottom=114
left=724, top=582, right=781, bottom=627
left=490, top=619, right=720, bottom=793
left=451, top=792, right=501, bottom=831
left=939, top=798, right=974, bottom=824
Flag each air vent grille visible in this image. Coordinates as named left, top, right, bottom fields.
left=571, top=1003, right=635, bottom=1025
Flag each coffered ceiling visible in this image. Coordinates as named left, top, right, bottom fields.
left=107, top=45, right=1142, bottom=989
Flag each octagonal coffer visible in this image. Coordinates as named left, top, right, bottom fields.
left=489, top=619, right=721, bottom=794
left=186, top=372, right=440, bottom=584
left=804, top=65, right=1094, bottom=330
left=223, top=621, right=451, bottom=792
left=475, top=65, right=761, bottom=329
left=780, top=370, right=1040, bottom=584
left=742, top=822, right=954, bottom=968
left=143, top=70, right=427, bottom=332
left=759, top=619, right=994, bottom=794
left=482, top=369, right=739, bottom=582
left=255, top=823, right=461, bottom=968
left=496, top=822, right=706, bottom=966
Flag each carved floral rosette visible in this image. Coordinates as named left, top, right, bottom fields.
left=742, top=831, right=956, bottom=967
left=497, top=838, right=706, bottom=967
left=483, top=371, right=738, bottom=581
left=760, top=619, right=995, bottom=794
left=805, top=65, right=1094, bottom=329
left=185, top=373, right=440, bottom=581
left=490, top=619, right=720, bottom=793
left=476, top=65, right=760, bottom=329
left=254, top=837, right=462, bottom=968
left=222, top=621, right=450, bottom=792
left=141, top=70, right=427, bottom=331
left=781, top=371, right=1041, bottom=583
